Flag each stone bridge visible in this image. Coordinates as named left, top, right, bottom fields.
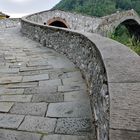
left=26, top=9, right=140, bottom=38
left=0, top=10, right=139, bottom=140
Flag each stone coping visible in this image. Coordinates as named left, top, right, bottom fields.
left=21, top=15, right=140, bottom=140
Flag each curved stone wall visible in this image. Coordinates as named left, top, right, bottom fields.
left=21, top=15, right=140, bottom=140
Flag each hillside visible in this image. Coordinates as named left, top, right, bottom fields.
left=53, top=0, right=140, bottom=17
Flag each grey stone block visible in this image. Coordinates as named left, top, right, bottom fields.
left=0, top=113, right=24, bottom=129
left=43, top=134, right=92, bottom=140
left=64, top=90, right=89, bottom=101
left=0, top=95, right=32, bottom=102
left=0, top=76, right=22, bottom=84
left=58, top=83, right=87, bottom=92
left=0, top=88, right=24, bottom=95
left=39, top=79, right=62, bottom=87
left=22, top=74, right=49, bottom=82
left=0, top=129, right=41, bottom=140
left=47, top=101, right=92, bottom=118
left=10, top=102, right=48, bottom=116
left=32, top=93, right=64, bottom=103
left=19, top=116, right=56, bottom=133
left=55, top=118, right=93, bottom=135
left=0, top=102, right=14, bottom=112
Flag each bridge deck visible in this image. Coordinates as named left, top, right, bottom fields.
left=0, top=27, right=95, bottom=140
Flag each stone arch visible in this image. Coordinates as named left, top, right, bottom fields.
left=114, top=19, right=140, bottom=40
left=47, top=17, right=70, bottom=28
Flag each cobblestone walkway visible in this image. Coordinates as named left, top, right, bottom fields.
left=0, top=27, right=94, bottom=140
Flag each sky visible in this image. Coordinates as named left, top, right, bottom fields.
left=0, top=0, right=61, bottom=18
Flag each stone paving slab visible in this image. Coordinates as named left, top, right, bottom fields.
left=47, top=101, right=92, bottom=118
left=0, top=129, right=42, bottom=140
left=0, top=95, right=32, bottom=102
left=22, top=74, right=49, bottom=82
left=58, top=83, right=87, bottom=92
left=55, top=118, right=93, bottom=135
left=32, top=93, right=64, bottom=103
left=24, top=86, right=58, bottom=94
left=6, top=82, right=38, bottom=88
left=0, top=76, right=22, bottom=84
left=0, top=102, right=14, bottom=112
left=19, top=116, right=57, bottom=133
left=39, top=79, right=62, bottom=87
left=0, top=88, right=24, bottom=95
left=10, top=102, right=48, bottom=116
left=43, top=134, right=92, bottom=140
left=64, top=90, right=89, bottom=101
left=20, top=65, right=53, bottom=72
left=0, top=113, right=24, bottom=129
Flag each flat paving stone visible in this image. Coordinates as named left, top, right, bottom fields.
left=7, top=82, right=38, bottom=88
left=43, top=134, right=92, bottom=140
left=62, top=77, right=84, bottom=85
left=58, top=83, right=87, bottom=92
left=47, top=101, right=92, bottom=118
left=0, top=102, right=14, bottom=112
left=0, top=76, right=22, bottom=84
left=19, top=116, right=57, bottom=133
left=0, top=95, right=32, bottom=102
left=32, top=93, right=64, bottom=103
left=55, top=118, right=93, bottom=135
left=64, top=90, right=89, bottom=101
left=0, top=129, right=41, bottom=140
left=10, top=102, right=48, bottom=116
left=20, top=65, right=53, bottom=72
left=22, top=74, right=49, bottom=82
left=39, top=79, right=62, bottom=87
left=0, top=88, right=24, bottom=95
left=0, top=113, right=24, bottom=129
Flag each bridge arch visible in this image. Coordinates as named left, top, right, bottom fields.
left=47, top=17, right=70, bottom=28
left=114, top=18, right=140, bottom=40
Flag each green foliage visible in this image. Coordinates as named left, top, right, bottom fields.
left=110, top=25, right=140, bottom=55
left=53, top=0, right=140, bottom=17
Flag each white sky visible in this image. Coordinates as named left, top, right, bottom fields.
left=0, top=0, right=61, bottom=18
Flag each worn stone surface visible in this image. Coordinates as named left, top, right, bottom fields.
left=55, top=118, right=94, bottom=135
left=47, top=101, right=92, bottom=118
left=39, top=79, right=62, bottom=87
left=0, top=95, right=32, bottom=102
left=0, top=88, right=24, bottom=95
left=0, top=102, right=14, bottom=112
left=58, top=84, right=87, bottom=92
left=10, top=102, right=48, bottom=116
left=109, top=83, right=140, bottom=131
left=0, top=113, right=24, bottom=129
left=109, top=129, right=140, bottom=140
left=22, top=74, right=49, bottom=82
left=64, top=90, right=89, bottom=101
left=43, top=134, right=93, bottom=140
left=32, top=93, right=64, bottom=103
left=0, top=129, right=41, bottom=140
left=19, top=116, right=56, bottom=133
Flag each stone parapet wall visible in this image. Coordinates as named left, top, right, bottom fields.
left=21, top=16, right=140, bottom=140
left=0, top=18, right=20, bottom=29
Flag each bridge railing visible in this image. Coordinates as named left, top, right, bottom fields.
left=21, top=15, right=140, bottom=140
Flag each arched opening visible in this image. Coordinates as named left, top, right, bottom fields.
left=47, top=17, right=69, bottom=28
left=49, top=21, right=68, bottom=28
left=111, top=19, right=140, bottom=55
left=115, top=19, right=140, bottom=40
